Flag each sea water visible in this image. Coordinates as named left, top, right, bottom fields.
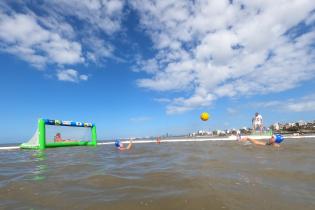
left=0, top=138, right=314, bottom=210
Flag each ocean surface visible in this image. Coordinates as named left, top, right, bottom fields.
left=0, top=138, right=314, bottom=210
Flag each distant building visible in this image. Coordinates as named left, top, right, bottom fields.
left=273, top=122, right=280, bottom=131
left=197, top=130, right=205, bottom=135
left=187, top=119, right=314, bottom=137
left=190, top=132, right=197, bottom=136
left=298, top=120, right=307, bottom=126
left=216, top=130, right=226, bottom=135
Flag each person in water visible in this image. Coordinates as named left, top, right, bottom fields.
left=54, top=133, right=77, bottom=142
left=252, top=112, right=264, bottom=134
left=237, top=134, right=284, bottom=147
left=54, top=133, right=62, bottom=142
left=156, top=136, right=161, bottom=144
left=115, top=139, right=133, bottom=151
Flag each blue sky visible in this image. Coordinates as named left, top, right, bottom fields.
left=0, top=1, right=315, bottom=143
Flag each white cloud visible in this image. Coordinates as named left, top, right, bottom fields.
left=41, top=0, right=126, bottom=63
left=252, top=94, right=315, bottom=112
left=84, top=36, right=114, bottom=63
left=44, top=0, right=125, bottom=35
left=132, top=57, right=160, bottom=74
left=0, top=0, right=126, bottom=78
left=154, top=98, right=172, bottom=103
left=0, top=13, right=84, bottom=68
left=79, top=74, right=89, bottom=81
left=286, top=101, right=315, bottom=112
left=57, top=69, right=88, bottom=82
left=227, top=107, right=237, bottom=114
left=285, top=94, right=315, bottom=112
left=166, top=90, right=216, bottom=114
left=1, top=0, right=315, bottom=99
left=131, top=0, right=315, bottom=114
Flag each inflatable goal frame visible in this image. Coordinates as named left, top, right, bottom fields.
left=20, top=119, right=97, bottom=150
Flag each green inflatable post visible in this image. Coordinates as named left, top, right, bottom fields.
left=38, top=118, right=46, bottom=150
left=21, top=118, right=98, bottom=150
left=91, top=125, right=97, bottom=146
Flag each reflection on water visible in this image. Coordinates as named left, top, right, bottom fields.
left=30, top=151, right=47, bottom=181
left=0, top=139, right=314, bottom=210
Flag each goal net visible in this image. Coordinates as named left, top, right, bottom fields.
left=21, top=129, right=39, bottom=148
left=20, top=119, right=97, bottom=149
left=45, top=125, right=92, bottom=143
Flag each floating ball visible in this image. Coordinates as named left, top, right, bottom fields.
left=200, top=112, right=209, bottom=121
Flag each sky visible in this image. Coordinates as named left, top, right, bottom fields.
left=0, top=0, right=315, bottom=143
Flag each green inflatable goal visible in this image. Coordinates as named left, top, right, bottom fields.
left=20, top=118, right=97, bottom=150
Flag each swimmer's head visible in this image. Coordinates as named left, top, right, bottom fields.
left=271, top=134, right=284, bottom=144
left=115, top=139, right=122, bottom=148
left=274, top=134, right=284, bottom=144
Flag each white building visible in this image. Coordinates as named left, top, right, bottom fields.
left=298, top=120, right=307, bottom=126
left=273, top=122, right=280, bottom=131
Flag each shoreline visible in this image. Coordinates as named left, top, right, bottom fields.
left=1, top=134, right=315, bottom=150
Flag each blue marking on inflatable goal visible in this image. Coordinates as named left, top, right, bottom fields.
left=43, top=119, right=94, bottom=127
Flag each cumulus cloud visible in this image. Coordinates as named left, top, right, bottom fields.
left=1, top=0, right=315, bottom=96
left=84, top=36, right=114, bottom=63
left=132, top=57, right=160, bottom=74
left=48, top=0, right=125, bottom=35
left=131, top=0, right=315, bottom=114
left=0, top=13, right=84, bottom=68
left=286, top=101, right=315, bottom=112
left=57, top=69, right=89, bottom=82
left=41, top=0, right=125, bottom=63
left=0, top=0, right=125, bottom=78
left=251, top=94, right=315, bottom=112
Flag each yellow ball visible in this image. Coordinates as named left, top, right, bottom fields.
left=200, top=112, right=209, bottom=121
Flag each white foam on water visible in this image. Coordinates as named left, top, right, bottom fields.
left=0, top=146, right=20, bottom=150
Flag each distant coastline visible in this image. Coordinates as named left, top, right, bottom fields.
left=189, top=120, right=315, bottom=137
left=125, top=120, right=315, bottom=140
